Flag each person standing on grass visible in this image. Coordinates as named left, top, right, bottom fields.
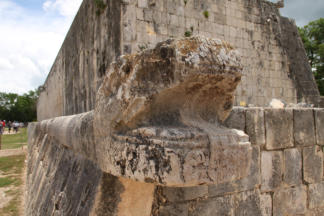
left=0, top=120, right=2, bottom=134
left=2, top=120, right=5, bottom=133
left=8, top=121, right=12, bottom=134
left=13, top=121, right=18, bottom=133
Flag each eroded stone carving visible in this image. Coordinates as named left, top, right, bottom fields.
left=93, top=36, right=252, bottom=186
left=31, top=36, right=252, bottom=187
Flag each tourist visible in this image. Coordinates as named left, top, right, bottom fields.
left=8, top=121, right=12, bottom=134
left=13, top=121, right=18, bottom=133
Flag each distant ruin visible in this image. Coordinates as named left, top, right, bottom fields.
left=27, top=0, right=324, bottom=215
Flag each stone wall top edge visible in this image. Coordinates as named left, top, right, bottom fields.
left=232, top=106, right=324, bottom=111
left=38, top=0, right=87, bottom=91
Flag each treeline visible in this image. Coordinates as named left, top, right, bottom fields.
left=0, top=90, right=39, bottom=122
left=298, top=18, right=324, bottom=95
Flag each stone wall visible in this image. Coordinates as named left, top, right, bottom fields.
left=37, top=0, right=320, bottom=121
left=26, top=107, right=324, bottom=215
left=122, top=0, right=303, bottom=106
left=320, top=96, right=324, bottom=108
left=37, top=0, right=122, bottom=120
left=152, top=107, right=324, bottom=216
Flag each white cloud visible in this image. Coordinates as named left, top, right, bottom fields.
left=0, top=0, right=82, bottom=94
left=43, top=0, right=82, bottom=18
left=280, top=0, right=324, bottom=26
left=0, top=58, right=14, bottom=70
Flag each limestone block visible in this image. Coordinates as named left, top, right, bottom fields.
left=264, top=109, right=294, bottom=150
left=170, top=14, right=179, bottom=26
left=284, top=148, right=302, bottom=186
left=303, top=146, right=323, bottom=184
left=233, top=190, right=263, bottom=216
left=155, top=204, right=189, bottom=216
left=136, top=8, right=144, bottom=20
left=144, top=9, right=153, bottom=22
left=305, top=208, right=324, bottom=216
left=273, top=186, right=307, bottom=216
left=138, top=0, right=147, bottom=8
left=260, top=193, right=272, bottom=216
left=223, top=107, right=246, bottom=131
left=246, top=108, right=265, bottom=146
left=261, top=151, right=283, bottom=192
left=160, top=186, right=208, bottom=202
left=208, top=146, right=260, bottom=196
left=315, top=109, right=324, bottom=145
left=309, top=182, right=324, bottom=209
left=188, top=195, right=233, bottom=216
left=294, top=109, right=315, bottom=146
left=117, top=178, right=155, bottom=216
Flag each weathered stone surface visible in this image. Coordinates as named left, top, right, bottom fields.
left=246, top=108, right=265, bottom=146
left=94, top=36, right=252, bottom=186
left=294, top=109, right=315, bottom=146
left=188, top=190, right=268, bottom=216
left=261, top=151, right=283, bottom=192
left=37, top=0, right=321, bottom=124
left=154, top=203, right=189, bottom=216
left=223, top=107, right=246, bottom=131
left=208, top=146, right=260, bottom=196
left=188, top=196, right=233, bottom=216
left=284, top=148, right=302, bottom=186
left=115, top=177, right=155, bottom=216
left=273, top=186, right=307, bottom=216
left=28, top=0, right=324, bottom=214
left=309, top=182, right=324, bottom=209
left=260, top=193, right=272, bottom=216
left=232, top=190, right=263, bottom=216
left=38, top=0, right=123, bottom=120
left=306, top=208, right=324, bottom=216
left=89, top=173, right=125, bottom=216
left=303, top=146, right=323, bottom=184
left=160, top=185, right=208, bottom=203
left=320, top=97, right=324, bottom=108
left=26, top=123, right=102, bottom=216
left=315, top=109, right=324, bottom=145
left=264, top=109, right=294, bottom=150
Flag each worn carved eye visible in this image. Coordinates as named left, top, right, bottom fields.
left=160, top=47, right=169, bottom=59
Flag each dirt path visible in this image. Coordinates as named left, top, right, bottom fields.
left=19, top=157, right=27, bottom=216
left=0, top=150, right=27, bottom=216
left=0, top=186, right=14, bottom=209
left=0, top=147, right=27, bottom=158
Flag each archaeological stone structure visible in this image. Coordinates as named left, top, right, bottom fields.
left=36, top=0, right=321, bottom=121
left=27, top=0, right=324, bottom=216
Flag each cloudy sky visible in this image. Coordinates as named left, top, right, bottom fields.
left=0, top=0, right=323, bottom=94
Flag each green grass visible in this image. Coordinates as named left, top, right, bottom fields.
left=1, top=128, right=27, bottom=150
left=0, top=154, right=25, bottom=216
left=0, top=177, right=15, bottom=188
left=0, top=155, right=25, bottom=175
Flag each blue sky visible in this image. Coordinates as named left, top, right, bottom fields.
left=0, top=0, right=82, bottom=94
left=15, top=0, right=44, bottom=10
left=0, top=0, right=323, bottom=94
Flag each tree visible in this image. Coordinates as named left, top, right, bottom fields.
left=0, top=89, right=39, bottom=122
left=298, top=18, right=324, bottom=95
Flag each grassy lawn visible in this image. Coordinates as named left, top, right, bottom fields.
left=1, top=128, right=27, bottom=150
left=0, top=155, right=25, bottom=175
left=0, top=154, right=26, bottom=216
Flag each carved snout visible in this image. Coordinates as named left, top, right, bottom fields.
left=33, top=37, right=252, bottom=187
